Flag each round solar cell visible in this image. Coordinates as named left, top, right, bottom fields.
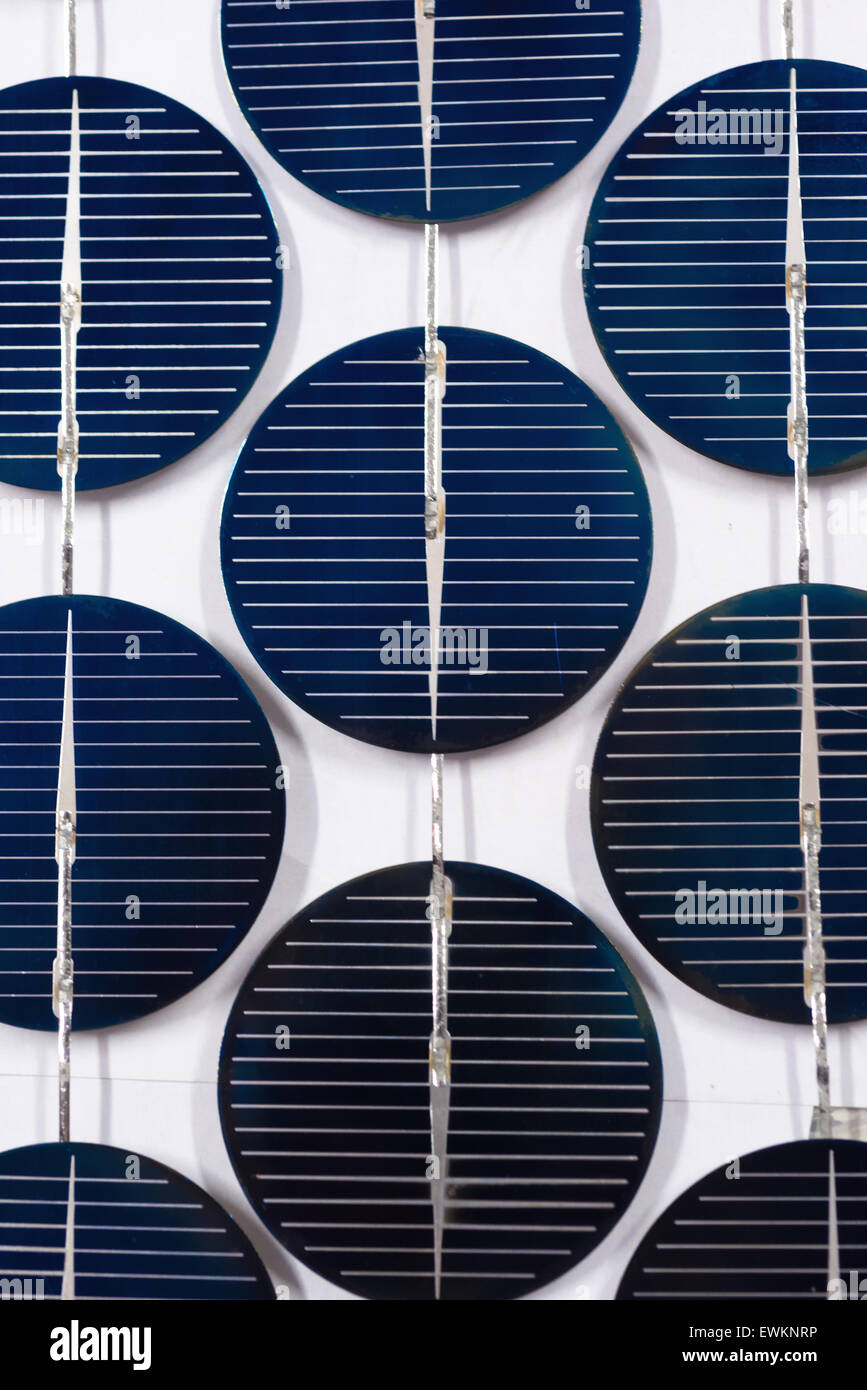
left=0, top=74, right=282, bottom=492
left=221, top=326, right=652, bottom=755
left=0, top=1141, right=274, bottom=1300
left=592, top=582, right=867, bottom=1025
left=219, top=859, right=662, bottom=1302
left=617, top=1138, right=867, bottom=1301
left=220, top=0, right=642, bottom=223
left=584, top=58, right=867, bottom=477
left=0, top=593, right=285, bottom=1032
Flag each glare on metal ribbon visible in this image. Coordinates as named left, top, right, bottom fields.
left=782, top=0, right=795, bottom=61
left=66, top=0, right=77, bottom=78
left=53, top=613, right=77, bottom=1144
left=58, top=82, right=81, bottom=598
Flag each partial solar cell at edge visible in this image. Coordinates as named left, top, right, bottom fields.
left=592, top=582, right=867, bottom=1024
left=0, top=1142, right=274, bottom=1300
left=0, top=593, right=285, bottom=1031
left=0, top=75, right=282, bottom=492
left=584, top=58, right=867, bottom=477
left=618, top=1139, right=867, bottom=1301
left=221, top=0, right=642, bottom=223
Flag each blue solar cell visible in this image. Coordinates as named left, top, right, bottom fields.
left=618, top=1139, right=867, bottom=1301
left=221, top=0, right=642, bottom=223
left=0, top=1141, right=274, bottom=1299
left=0, top=75, right=282, bottom=492
left=221, top=325, right=652, bottom=754
left=219, top=859, right=662, bottom=1301
left=584, top=58, right=867, bottom=477
left=592, top=582, right=867, bottom=1025
left=0, top=593, right=285, bottom=1032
